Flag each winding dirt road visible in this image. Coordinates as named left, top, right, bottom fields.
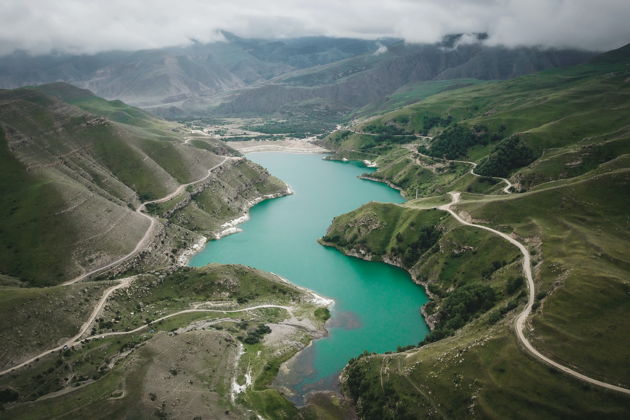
left=0, top=277, right=134, bottom=376
left=343, top=126, right=512, bottom=193
left=0, top=296, right=290, bottom=377
left=63, top=156, right=237, bottom=285
left=439, top=192, right=630, bottom=396
left=399, top=142, right=513, bottom=194
left=449, top=158, right=513, bottom=194
left=0, top=154, right=276, bottom=378
left=84, top=304, right=291, bottom=341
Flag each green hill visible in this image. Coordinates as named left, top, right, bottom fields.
left=318, top=44, right=630, bottom=417
left=321, top=43, right=630, bottom=195
left=0, top=84, right=287, bottom=286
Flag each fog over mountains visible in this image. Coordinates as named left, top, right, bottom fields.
left=2, top=0, right=630, bottom=54
left=0, top=33, right=596, bottom=121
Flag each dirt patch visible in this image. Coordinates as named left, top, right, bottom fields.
left=136, top=330, right=244, bottom=419
left=228, top=138, right=328, bottom=154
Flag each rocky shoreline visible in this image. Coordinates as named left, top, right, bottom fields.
left=359, top=175, right=406, bottom=198
left=318, top=239, right=438, bottom=330
left=172, top=184, right=294, bottom=267
left=212, top=184, right=294, bottom=240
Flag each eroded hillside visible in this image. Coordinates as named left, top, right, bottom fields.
left=0, top=84, right=288, bottom=286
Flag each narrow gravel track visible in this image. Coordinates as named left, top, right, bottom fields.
left=345, top=128, right=513, bottom=193
left=439, top=192, right=630, bottom=396
left=63, top=156, right=237, bottom=285
left=448, top=158, right=513, bottom=194
left=0, top=277, right=133, bottom=376
left=84, top=304, right=291, bottom=340
left=0, top=298, right=290, bottom=377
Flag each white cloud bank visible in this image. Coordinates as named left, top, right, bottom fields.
left=1, top=0, right=629, bottom=55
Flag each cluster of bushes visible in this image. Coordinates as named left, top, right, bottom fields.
left=506, top=276, right=524, bottom=294
left=373, top=134, right=417, bottom=144
left=476, top=136, right=537, bottom=177
left=423, top=284, right=497, bottom=343
left=314, top=307, right=331, bottom=322
left=344, top=359, right=416, bottom=420
left=392, top=115, right=410, bottom=125
left=392, top=226, right=441, bottom=268
left=321, top=232, right=345, bottom=246
left=364, top=122, right=410, bottom=136
left=421, top=115, right=453, bottom=134
left=239, top=324, right=272, bottom=345
left=241, top=118, right=333, bottom=135
left=488, top=296, right=523, bottom=324
left=326, top=130, right=352, bottom=146
left=421, top=124, right=505, bottom=159
left=481, top=260, right=507, bottom=279
left=0, top=388, right=19, bottom=406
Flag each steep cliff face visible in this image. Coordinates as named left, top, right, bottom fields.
left=0, top=84, right=287, bottom=286
left=321, top=202, right=521, bottom=336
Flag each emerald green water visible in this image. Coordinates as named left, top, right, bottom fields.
left=189, top=153, right=429, bottom=396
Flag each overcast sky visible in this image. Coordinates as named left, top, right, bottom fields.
left=1, top=0, right=629, bottom=55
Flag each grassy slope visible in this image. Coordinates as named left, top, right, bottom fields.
left=344, top=323, right=630, bottom=419
left=97, top=264, right=302, bottom=333
left=355, top=78, right=487, bottom=117
left=0, top=265, right=328, bottom=419
left=0, top=84, right=287, bottom=286
left=324, top=199, right=630, bottom=418
left=0, top=128, right=79, bottom=286
left=148, top=159, right=288, bottom=235
left=0, top=88, right=184, bottom=284
left=0, top=282, right=110, bottom=368
left=33, top=82, right=157, bottom=128
left=317, top=45, right=630, bottom=418
left=458, top=171, right=630, bottom=387
left=321, top=44, right=630, bottom=193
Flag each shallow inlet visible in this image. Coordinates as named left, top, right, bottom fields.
left=189, top=153, right=429, bottom=398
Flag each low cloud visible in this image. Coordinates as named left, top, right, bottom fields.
left=0, top=0, right=629, bottom=55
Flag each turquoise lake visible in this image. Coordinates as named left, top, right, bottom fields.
left=189, top=153, right=429, bottom=397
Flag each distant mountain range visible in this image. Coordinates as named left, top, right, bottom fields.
left=0, top=33, right=596, bottom=123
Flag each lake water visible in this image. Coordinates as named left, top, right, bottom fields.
left=189, top=153, right=429, bottom=398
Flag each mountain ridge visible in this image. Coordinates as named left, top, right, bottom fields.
left=0, top=35, right=596, bottom=123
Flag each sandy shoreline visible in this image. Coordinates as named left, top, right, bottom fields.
left=228, top=137, right=329, bottom=154
left=271, top=272, right=335, bottom=308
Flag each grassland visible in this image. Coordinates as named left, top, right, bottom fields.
left=0, top=84, right=288, bottom=286
left=343, top=321, right=630, bottom=419
left=0, top=282, right=110, bottom=369
left=355, top=79, right=487, bottom=117
left=321, top=44, right=630, bottom=194
left=314, top=44, right=630, bottom=418
left=0, top=128, right=79, bottom=286
left=0, top=265, right=330, bottom=418
left=457, top=171, right=630, bottom=388
left=323, top=188, right=630, bottom=418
